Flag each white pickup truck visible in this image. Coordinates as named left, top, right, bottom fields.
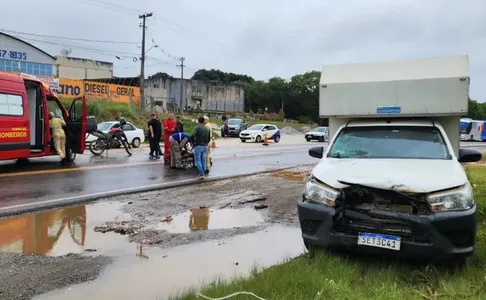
left=298, top=55, right=482, bottom=264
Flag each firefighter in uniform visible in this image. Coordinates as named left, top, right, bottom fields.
left=48, top=111, right=67, bottom=164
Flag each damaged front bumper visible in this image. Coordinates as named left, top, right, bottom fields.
left=297, top=200, right=476, bottom=259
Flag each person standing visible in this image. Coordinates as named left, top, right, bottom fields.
left=48, top=112, right=67, bottom=164
left=203, top=116, right=213, bottom=175
left=163, top=113, right=177, bottom=165
left=155, top=113, right=163, bottom=156
left=175, top=116, right=184, bottom=133
left=169, top=131, right=191, bottom=169
left=147, top=112, right=162, bottom=159
left=191, top=117, right=210, bottom=179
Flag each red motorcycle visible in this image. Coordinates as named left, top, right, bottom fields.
left=88, top=118, right=133, bottom=156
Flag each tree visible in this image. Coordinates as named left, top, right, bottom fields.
left=191, top=69, right=254, bottom=84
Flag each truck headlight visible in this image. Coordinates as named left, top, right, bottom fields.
left=427, top=182, right=474, bottom=212
left=303, top=177, right=339, bottom=207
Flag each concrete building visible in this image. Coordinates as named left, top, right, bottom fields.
left=0, top=32, right=56, bottom=76
left=144, top=76, right=245, bottom=112
left=55, top=56, right=113, bottom=80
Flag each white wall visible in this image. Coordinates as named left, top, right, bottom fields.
left=56, top=56, right=113, bottom=79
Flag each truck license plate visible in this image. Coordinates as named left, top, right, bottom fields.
left=358, top=233, right=401, bottom=251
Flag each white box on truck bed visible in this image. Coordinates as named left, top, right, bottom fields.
left=319, top=55, right=470, bottom=118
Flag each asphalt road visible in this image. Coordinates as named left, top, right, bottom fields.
left=0, top=143, right=318, bottom=213
left=0, top=140, right=484, bottom=214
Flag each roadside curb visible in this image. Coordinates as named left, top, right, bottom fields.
left=0, top=164, right=315, bottom=218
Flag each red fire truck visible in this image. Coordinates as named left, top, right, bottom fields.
left=0, top=72, right=87, bottom=162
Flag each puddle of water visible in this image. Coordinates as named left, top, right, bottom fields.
left=156, top=208, right=265, bottom=233
left=0, top=201, right=133, bottom=257
left=35, top=225, right=305, bottom=300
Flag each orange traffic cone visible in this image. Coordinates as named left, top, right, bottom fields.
left=263, top=135, right=269, bottom=146
left=211, top=138, right=217, bottom=149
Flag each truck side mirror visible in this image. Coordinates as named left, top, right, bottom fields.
left=309, top=146, right=324, bottom=159
left=458, top=148, right=482, bottom=163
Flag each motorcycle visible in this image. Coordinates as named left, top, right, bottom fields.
left=89, top=119, right=133, bottom=156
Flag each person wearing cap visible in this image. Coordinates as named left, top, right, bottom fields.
left=203, top=116, right=213, bottom=174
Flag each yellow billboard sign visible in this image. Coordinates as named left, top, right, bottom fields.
left=55, top=78, right=140, bottom=104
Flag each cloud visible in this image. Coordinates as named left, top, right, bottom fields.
left=2, top=0, right=486, bottom=100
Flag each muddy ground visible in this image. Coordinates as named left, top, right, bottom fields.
left=0, top=165, right=312, bottom=300
left=95, top=165, right=312, bottom=248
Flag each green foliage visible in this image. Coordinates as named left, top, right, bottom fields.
left=191, top=69, right=254, bottom=84
left=467, top=99, right=486, bottom=119
left=60, top=99, right=151, bottom=130
left=148, top=72, right=173, bottom=80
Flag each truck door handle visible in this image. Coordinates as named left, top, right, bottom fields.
left=21, top=122, right=28, bottom=126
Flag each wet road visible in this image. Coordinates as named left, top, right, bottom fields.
left=0, top=141, right=484, bottom=214
left=0, top=143, right=318, bottom=213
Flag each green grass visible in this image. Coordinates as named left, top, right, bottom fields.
left=174, top=165, right=486, bottom=300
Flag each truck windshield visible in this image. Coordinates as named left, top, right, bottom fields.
left=327, top=126, right=451, bottom=160
left=460, top=122, right=472, bottom=134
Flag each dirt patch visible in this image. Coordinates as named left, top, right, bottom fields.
left=0, top=252, right=112, bottom=300
left=271, top=170, right=308, bottom=183
left=94, top=165, right=313, bottom=248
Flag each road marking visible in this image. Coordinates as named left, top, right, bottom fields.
left=0, top=149, right=306, bottom=178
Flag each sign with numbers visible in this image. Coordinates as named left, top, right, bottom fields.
left=0, top=49, right=27, bottom=61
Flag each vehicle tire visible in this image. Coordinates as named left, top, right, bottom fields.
left=304, top=241, right=319, bottom=256
left=255, top=135, right=262, bottom=143
left=16, top=158, right=29, bottom=165
left=123, top=140, right=133, bottom=156
left=319, top=136, right=325, bottom=142
left=241, top=139, right=246, bottom=142
left=274, top=135, right=280, bottom=143
left=65, top=148, right=76, bottom=162
left=306, top=139, right=311, bottom=142
left=89, top=140, right=106, bottom=156
left=132, top=138, right=141, bottom=148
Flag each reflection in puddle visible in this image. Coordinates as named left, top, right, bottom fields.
left=36, top=226, right=305, bottom=300
left=0, top=202, right=133, bottom=257
left=157, top=208, right=265, bottom=234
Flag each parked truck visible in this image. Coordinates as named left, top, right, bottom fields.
left=298, top=55, right=482, bottom=264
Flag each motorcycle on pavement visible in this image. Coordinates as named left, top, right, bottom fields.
left=88, top=118, right=133, bottom=156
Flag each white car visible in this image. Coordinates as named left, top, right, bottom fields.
left=85, top=121, right=145, bottom=148
left=239, top=124, right=281, bottom=143
left=305, top=127, right=329, bottom=142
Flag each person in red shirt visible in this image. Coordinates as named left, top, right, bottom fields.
left=163, top=113, right=177, bottom=164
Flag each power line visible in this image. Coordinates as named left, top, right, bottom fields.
left=0, top=29, right=138, bottom=45
left=77, top=0, right=236, bottom=54
left=13, top=36, right=139, bottom=58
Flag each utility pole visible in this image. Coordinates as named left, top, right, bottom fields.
left=139, top=12, right=153, bottom=110
left=177, top=57, right=186, bottom=110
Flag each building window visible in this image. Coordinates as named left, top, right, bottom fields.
left=0, top=59, right=54, bottom=76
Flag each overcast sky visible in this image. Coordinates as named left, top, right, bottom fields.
left=3, top=0, right=486, bottom=100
